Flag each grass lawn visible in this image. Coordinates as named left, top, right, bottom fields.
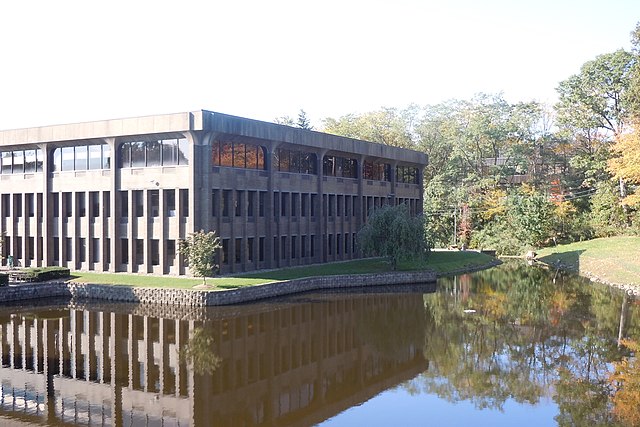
left=69, top=250, right=495, bottom=290
left=536, top=236, right=640, bottom=286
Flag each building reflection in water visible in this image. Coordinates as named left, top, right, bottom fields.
left=0, top=284, right=435, bottom=426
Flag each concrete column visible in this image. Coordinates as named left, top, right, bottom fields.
left=265, top=143, right=278, bottom=269
left=19, top=193, right=27, bottom=266
left=357, top=157, right=366, bottom=235
left=143, top=189, right=150, bottom=273
left=389, top=161, right=398, bottom=207
left=71, top=191, right=78, bottom=270
left=159, top=189, right=167, bottom=274
left=185, top=132, right=200, bottom=234
left=99, top=190, right=108, bottom=272
left=127, top=190, right=134, bottom=273
left=107, top=138, right=119, bottom=272
left=316, top=150, right=327, bottom=263
left=58, top=194, right=65, bottom=267
left=35, top=192, right=44, bottom=267
left=0, top=192, right=4, bottom=262
left=37, top=144, right=49, bottom=266
left=417, top=166, right=424, bottom=214
left=83, top=190, right=91, bottom=270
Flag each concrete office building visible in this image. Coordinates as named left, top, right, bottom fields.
left=0, top=110, right=426, bottom=276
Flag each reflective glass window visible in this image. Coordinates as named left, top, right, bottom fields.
left=233, top=143, right=246, bottom=168
left=102, top=145, right=111, bottom=169
left=177, top=138, right=189, bottom=165
left=220, top=142, right=233, bottom=167
left=12, top=151, right=24, bottom=173
left=147, top=141, right=161, bottom=166
left=24, top=150, right=36, bottom=173
left=61, top=147, right=74, bottom=171
left=74, top=146, right=88, bottom=170
left=89, top=145, right=104, bottom=170
left=120, top=143, right=131, bottom=168
left=130, top=142, right=146, bottom=167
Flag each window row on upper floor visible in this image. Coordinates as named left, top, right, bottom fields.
left=1, top=149, right=44, bottom=174
left=51, top=139, right=188, bottom=172
left=396, top=165, right=420, bottom=184
left=3, top=138, right=419, bottom=183
left=52, top=144, right=111, bottom=172
left=212, top=140, right=266, bottom=170
left=120, top=138, right=189, bottom=168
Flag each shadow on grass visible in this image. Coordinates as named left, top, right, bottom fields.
left=538, top=249, right=586, bottom=272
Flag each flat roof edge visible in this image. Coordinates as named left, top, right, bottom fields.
left=0, top=111, right=202, bottom=145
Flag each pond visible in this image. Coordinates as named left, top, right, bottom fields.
left=0, top=262, right=638, bottom=426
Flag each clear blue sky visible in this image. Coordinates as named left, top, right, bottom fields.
left=1, top=0, right=639, bottom=130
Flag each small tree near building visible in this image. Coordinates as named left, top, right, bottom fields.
left=178, top=230, right=222, bottom=285
left=357, top=204, right=429, bottom=270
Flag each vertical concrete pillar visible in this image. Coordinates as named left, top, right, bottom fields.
left=0, top=191, right=4, bottom=262
left=107, top=138, right=119, bottom=272
left=389, top=161, right=398, bottom=207
left=316, top=150, right=327, bottom=263
left=18, top=193, right=27, bottom=267
left=40, top=144, right=52, bottom=266
left=127, top=190, right=135, bottom=273
left=417, top=166, right=424, bottom=214
left=42, top=145, right=54, bottom=267
left=142, top=188, right=150, bottom=273
left=265, top=143, right=278, bottom=269
left=357, top=158, right=366, bottom=236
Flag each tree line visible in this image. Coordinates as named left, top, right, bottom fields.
left=303, top=22, right=640, bottom=255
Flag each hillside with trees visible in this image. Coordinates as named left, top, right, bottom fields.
left=317, top=22, right=640, bottom=255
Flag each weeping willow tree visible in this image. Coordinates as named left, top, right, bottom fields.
left=357, top=204, right=429, bottom=269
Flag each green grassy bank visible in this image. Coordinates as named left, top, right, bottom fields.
left=536, top=236, right=640, bottom=286
left=69, top=250, right=495, bottom=290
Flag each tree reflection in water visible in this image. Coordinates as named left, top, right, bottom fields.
left=413, top=261, right=638, bottom=425
left=180, top=326, right=222, bottom=375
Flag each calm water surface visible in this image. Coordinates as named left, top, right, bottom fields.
left=1, top=262, right=637, bottom=426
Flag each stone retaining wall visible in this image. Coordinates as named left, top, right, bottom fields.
left=0, top=270, right=437, bottom=307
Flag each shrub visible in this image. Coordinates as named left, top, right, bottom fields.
left=17, top=267, right=71, bottom=282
